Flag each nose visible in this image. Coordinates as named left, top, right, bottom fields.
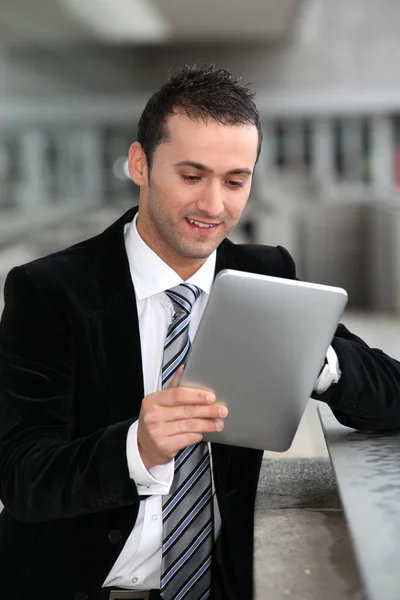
left=195, top=180, right=224, bottom=218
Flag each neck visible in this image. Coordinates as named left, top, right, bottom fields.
left=172, top=260, right=206, bottom=281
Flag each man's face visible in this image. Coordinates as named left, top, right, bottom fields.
left=136, top=112, right=259, bottom=267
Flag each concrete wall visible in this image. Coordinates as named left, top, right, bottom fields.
left=253, top=199, right=400, bottom=313
left=364, top=203, right=400, bottom=313
left=299, top=204, right=370, bottom=308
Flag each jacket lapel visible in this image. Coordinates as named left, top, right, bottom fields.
left=89, top=209, right=236, bottom=496
left=88, top=206, right=145, bottom=423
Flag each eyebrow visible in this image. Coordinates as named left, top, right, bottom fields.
left=175, top=161, right=252, bottom=177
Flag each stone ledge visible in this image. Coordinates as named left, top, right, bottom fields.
left=254, top=458, right=364, bottom=600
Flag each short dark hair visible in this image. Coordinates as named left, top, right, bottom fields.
left=137, top=63, right=263, bottom=170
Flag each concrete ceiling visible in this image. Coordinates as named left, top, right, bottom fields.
left=0, top=0, right=300, bottom=45
left=0, top=0, right=89, bottom=45
left=152, top=0, right=299, bottom=42
left=0, top=0, right=301, bottom=98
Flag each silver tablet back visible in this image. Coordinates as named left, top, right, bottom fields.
left=180, top=269, right=348, bottom=452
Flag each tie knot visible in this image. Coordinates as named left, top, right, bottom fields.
left=165, top=283, right=202, bottom=315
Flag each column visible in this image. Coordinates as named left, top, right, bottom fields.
left=79, top=128, right=105, bottom=207
left=311, top=118, right=335, bottom=185
left=49, top=130, right=73, bottom=203
left=283, top=120, right=305, bottom=170
left=252, top=120, right=274, bottom=208
left=371, top=115, right=395, bottom=193
left=18, top=129, right=49, bottom=207
left=258, top=120, right=275, bottom=174
left=341, top=117, right=364, bottom=183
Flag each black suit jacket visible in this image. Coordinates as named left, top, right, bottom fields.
left=1, top=207, right=400, bottom=600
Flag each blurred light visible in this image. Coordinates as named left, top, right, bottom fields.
left=63, top=0, right=172, bottom=42
left=123, top=159, right=131, bottom=180
left=112, top=157, right=131, bottom=181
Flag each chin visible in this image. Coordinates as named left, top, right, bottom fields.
left=172, top=235, right=223, bottom=260
left=179, top=246, right=215, bottom=260
left=183, top=251, right=213, bottom=260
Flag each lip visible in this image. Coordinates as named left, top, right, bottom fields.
left=185, top=217, right=221, bottom=234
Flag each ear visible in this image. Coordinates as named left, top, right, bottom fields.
left=128, top=142, right=148, bottom=186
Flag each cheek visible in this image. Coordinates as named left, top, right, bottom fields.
left=225, top=193, right=248, bottom=218
left=172, top=183, right=201, bottom=211
left=153, top=179, right=184, bottom=213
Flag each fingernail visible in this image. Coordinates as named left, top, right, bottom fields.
left=216, top=419, right=224, bottom=431
left=218, top=406, right=228, bottom=417
left=206, top=394, right=216, bottom=403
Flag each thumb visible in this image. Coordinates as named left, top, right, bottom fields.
left=167, top=364, right=185, bottom=389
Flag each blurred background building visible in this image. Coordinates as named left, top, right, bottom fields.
left=0, top=0, right=400, bottom=460
left=1, top=0, right=400, bottom=313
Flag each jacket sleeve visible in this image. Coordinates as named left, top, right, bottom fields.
left=312, top=324, right=400, bottom=431
left=0, top=266, right=139, bottom=523
left=278, top=244, right=400, bottom=431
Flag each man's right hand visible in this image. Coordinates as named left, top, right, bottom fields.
left=137, top=366, right=228, bottom=471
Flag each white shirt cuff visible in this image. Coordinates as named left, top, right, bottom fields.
left=313, top=345, right=341, bottom=394
left=126, top=420, right=174, bottom=495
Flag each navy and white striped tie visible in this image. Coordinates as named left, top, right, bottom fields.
left=160, top=283, right=213, bottom=600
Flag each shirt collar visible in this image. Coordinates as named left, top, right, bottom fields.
left=124, top=213, right=217, bottom=301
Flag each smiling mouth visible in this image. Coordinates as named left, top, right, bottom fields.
left=186, top=218, right=219, bottom=229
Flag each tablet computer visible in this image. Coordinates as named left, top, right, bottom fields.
left=180, top=269, right=347, bottom=452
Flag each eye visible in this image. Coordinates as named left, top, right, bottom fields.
left=227, top=180, right=245, bottom=189
left=182, top=175, right=201, bottom=183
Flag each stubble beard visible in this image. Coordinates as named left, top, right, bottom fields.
left=147, top=192, right=225, bottom=261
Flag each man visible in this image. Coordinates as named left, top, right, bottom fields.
left=0, top=64, right=400, bottom=600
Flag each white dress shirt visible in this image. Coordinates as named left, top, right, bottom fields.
left=103, top=214, right=341, bottom=590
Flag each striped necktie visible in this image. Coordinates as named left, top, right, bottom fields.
left=160, top=283, right=214, bottom=600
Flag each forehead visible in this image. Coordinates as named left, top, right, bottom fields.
left=157, top=113, right=259, bottom=169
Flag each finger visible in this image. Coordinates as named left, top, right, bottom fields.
left=157, top=386, right=216, bottom=407
left=168, top=417, right=225, bottom=436
left=167, top=364, right=185, bottom=389
left=154, top=403, right=228, bottom=423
